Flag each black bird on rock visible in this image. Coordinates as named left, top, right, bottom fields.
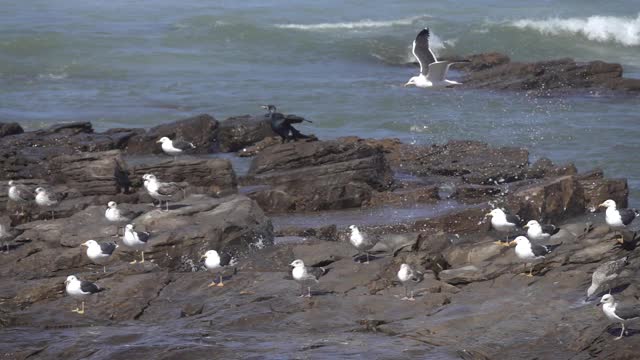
left=261, top=105, right=312, bottom=143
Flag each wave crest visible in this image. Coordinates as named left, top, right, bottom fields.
left=510, top=13, right=640, bottom=46
left=275, top=15, right=427, bottom=30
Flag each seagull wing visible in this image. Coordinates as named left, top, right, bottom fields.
left=307, top=267, right=327, bottom=281
left=530, top=243, right=551, bottom=257
left=615, top=303, right=640, bottom=320
left=618, top=208, right=639, bottom=225
left=425, top=61, right=451, bottom=83
left=157, top=182, right=182, bottom=196
left=16, top=185, right=35, bottom=201
left=80, top=281, right=101, bottom=294
left=172, top=139, right=196, bottom=150
left=412, top=28, right=437, bottom=74
left=99, top=242, right=118, bottom=255
left=505, top=213, right=524, bottom=227
left=136, top=230, right=151, bottom=243
left=540, top=224, right=559, bottom=235
left=219, top=252, right=238, bottom=267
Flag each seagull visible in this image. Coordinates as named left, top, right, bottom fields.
left=509, top=236, right=562, bottom=277
left=587, top=257, right=629, bottom=300
left=404, top=28, right=467, bottom=88
left=0, top=223, right=15, bottom=252
left=123, top=224, right=150, bottom=264
left=486, top=208, right=524, bottom=246
left=397, top=263, right=424, bottom=301
left=261, top=105, right=312, bottom=144
left=81, top=239, right=118, bottom=273
left=142, top=174, right=160, bottom=207
left=144, top=174, right=184, bottom=211
left=35, top=187, right=60, bottom=220
left=156, top=136, right=196, bottom=160
left=105, top=201, right=132, bottom=237
left=7, top=180, right=34, bottom=215
left=290, top=259, right=326, bottom=297
left=201, top=250, right=238, bottom=287
left=524, top=220, right=560, bottom=242
left=599, top=199, right=639, bottom=243
left=65, top=275, right=103, bottom=315
left=349, top=225, right=380, bottom=264
left=598, top=294, right=640, bottom=340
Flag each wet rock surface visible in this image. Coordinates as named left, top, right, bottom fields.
left=1, top=118, right=639, bottom=359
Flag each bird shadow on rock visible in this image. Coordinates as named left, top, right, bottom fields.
left=352, top=254, right=384, bottom=263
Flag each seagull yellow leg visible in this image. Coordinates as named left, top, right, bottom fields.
left=207, top=280, right=217, bottom=287
left=76, top=301, right=85, bottom=315
left=140, top=251, right=145, bottom=263
left=216, top=274, right=224, bottom=287
left=130, top=252, right=138, bottom=264
left=615, top=323, right=625, bottom=340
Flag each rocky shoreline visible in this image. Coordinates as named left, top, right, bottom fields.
left=1, top=100, right=640, bottom=359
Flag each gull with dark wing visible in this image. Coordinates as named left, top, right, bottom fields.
left=81, top=239, right=118, bottom=273
left=144, top=174, right=184, bottom=211
left=202, top=250, right=238, bottom=287
left=157, top=136, right=196, bottom=160
left=65, top=275, right=103, bottom=315
left=524, top=220, right=560, bottom=242
left=599, top=199, right=639, bottom=243
left=290, top=259, right=327, bottom=298
left=486, top=208, right=524, bottom=246
left=105, top=201, right=133, bottom=237
left=599, top=294, right=640, bottom=340
left=123, top=224, right=150, bottom=264
left=404, top=28, right=468, bottom=88
left=510, top=236, right=562, bottom=277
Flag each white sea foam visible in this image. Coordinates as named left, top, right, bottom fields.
left=276, top=15, right=426, bottom=30
left=510, top=13, right=640, bottom=46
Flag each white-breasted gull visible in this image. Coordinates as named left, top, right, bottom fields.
left=123, top=223, right=150, bottom=264
left=599, top=294, right=640, bottom=340
left=202, top=249, right=238, bottom=287
left=486, top=208, right=524, bottom=246
left=524, top=220, right=560, bottom=242
left=82, top=239, right=118, bottom=273
left=290, top=259, right=327, bottom=297
left=65, top=275, right=103, bottom=315
left=7, top=180, right=34, bottom=215
left=404, top=28, right=467, bottom=88
left=35, top=187, right=60, bottom=220
left=144, top=174, right=184, bottom=211
left=397, top=263, right=424, bottom=301
left=349, top=225, right=380, bottom=264
left=510, top=236, right=561, bottom=277
left=157, top=136, right=195, bottom=160
left=105, top=201, right=132, bottom=237
left=599, top=199, right=639, bottom=243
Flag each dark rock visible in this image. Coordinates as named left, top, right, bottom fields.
left=526, top=157, right=578, bottom=179
left=132, top=158, right=237, bottom=197
left=365, top=185, right=440, bottom=208
left=245, top=139, right=393, bottom=212
left=217, top=115, right=274, bottom=153
left=0, top=122, right=24, bottom=137
left=450, top=184, right=502, bottom=202
left=47, top=150, right=131, bottom=196
left=580, top=177, right=628, bottom=209
left=124, top=114, right=219, bottom=154
left=461, top=55, right=640, bottom=94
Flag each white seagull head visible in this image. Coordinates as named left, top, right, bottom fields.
left=524, top=220, right=540, bottom=229
left=107, top=201, right=117, bottom=209
left=404, top=76, right=419, bottom=87
left=201, top=249, right=219, bottom=260
left=509, top=236, right=529, bottom=246
left=124, top=223, right=135, bottom=231
left=600, top=294, right=615, bottom=306
left=156, top=137, right=171, bottom=144
left=35, top=187, right=45, bottom=194
left=81, top=240, right=98, bottom=248
left=290, top=259, right=305, bottom=268
left=598, top=199, right=617, bottom=209
left=65, top=275, right=78, bottom=285
left=486, top=208, right=506, bottom=218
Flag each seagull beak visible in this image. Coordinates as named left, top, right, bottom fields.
left=523, top=224, right=529, bottom=229
left=403, top=82, right=411, bottom=87
left=508, top=240, right=516, bottom=246
left=81, top=242, right=88, bottom=247
left=484, top=213, right=491, bottom=217
left=200, top=254, right=206, bottom=260
left=598, top=202, right=606, bottom=207
left=156, top=140, right=162, bottom=143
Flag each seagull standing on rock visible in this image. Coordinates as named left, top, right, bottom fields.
left=201, top=250, right=238, bottom=287
left=486, top=208, right=524, bottom=246
left=65, top=275, right=103, bottom=315
left=105, top=201, right=132, bottom=237
left=397, top=263, right=424, bottom=301
left=144, top=174, right=184, bottom=211
left=290, top=259, right=326, bottom=298
left=7, top=180, right=34, bottom=215
left=157, top=136, right=195, bottom=160
left=510, top=236, right=562, bottom=277
left=599, top=294, right=640, bottom=340
left=349, top=225, right=379, bottom=264
left=587, top=257, right=629, bottom=300
left=524, top=220, right=560, bottom=242
left=599, top=199, right=639, bottom=243
left=81, top=239, right=118, bottom=273
left=35, top=187, right=60, bottom=220
left=123, top=224, right=150, bottom=264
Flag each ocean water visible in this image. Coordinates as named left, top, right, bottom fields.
left=1, top=1, right=640, bottom=204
